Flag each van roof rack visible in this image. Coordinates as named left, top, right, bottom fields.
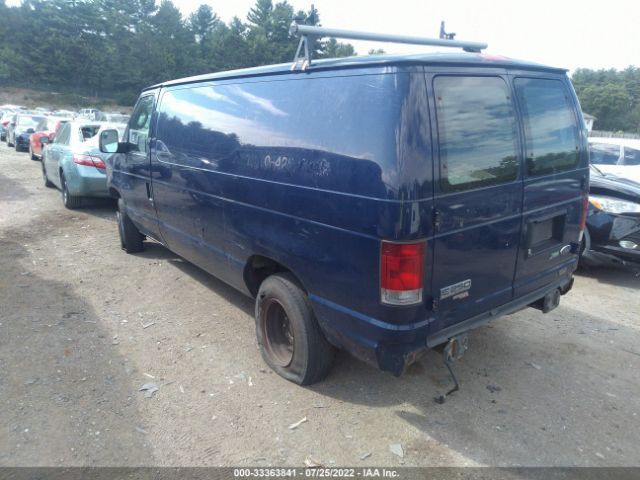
left=289, top=23, right=488, bottom=71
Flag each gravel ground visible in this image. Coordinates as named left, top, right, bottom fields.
left=1, top=141, right=639, bottom=468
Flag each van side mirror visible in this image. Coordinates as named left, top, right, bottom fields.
left=99, top=129, right=128, bottom=154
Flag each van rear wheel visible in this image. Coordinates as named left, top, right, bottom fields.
left=117, top=199, right=144, bottom=253
left=255, top=273, right=335, bottom=385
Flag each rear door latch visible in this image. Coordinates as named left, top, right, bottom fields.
left=433, top=208, right=442, bottom=231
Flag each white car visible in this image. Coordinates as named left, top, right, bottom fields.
left=77, top=108, right=101, bottom=121
left=589, top=137, right=640, bottom=183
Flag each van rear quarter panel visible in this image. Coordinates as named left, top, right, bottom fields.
left=151, top=67, right=436, bottom=348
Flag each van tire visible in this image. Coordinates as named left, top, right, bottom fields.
left=255, top=273, right=334, bottom=385
left=61, top=172, right=83, bottom=209
left=117, top=199, right=144, bottom=253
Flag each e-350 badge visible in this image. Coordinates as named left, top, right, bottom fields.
left=440, top=279, right=472, bottom=300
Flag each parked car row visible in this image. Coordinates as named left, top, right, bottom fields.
left=1, top=104, right=129, bottom=139
left=1, top=105, right=127, bottom=208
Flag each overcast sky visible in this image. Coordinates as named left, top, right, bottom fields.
left=8, top=0, right=638, bottom=72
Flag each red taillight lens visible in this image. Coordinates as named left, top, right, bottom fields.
left=381, top=241, right=425, bottom=305
left=1, top=121, right=9, bottom=126
left=73, top=154, right=105, bottom=169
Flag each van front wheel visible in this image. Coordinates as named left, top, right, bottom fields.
left=255, top=273, right=335, bottom=385
left=117, top=199, right=144, bottom=253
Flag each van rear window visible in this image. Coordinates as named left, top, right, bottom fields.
left=514, top=78, right=579, bottom=176
left=434, top=76, right=518, bottom=192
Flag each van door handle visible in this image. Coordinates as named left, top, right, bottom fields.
left=145, top=182, right=153, bottom=202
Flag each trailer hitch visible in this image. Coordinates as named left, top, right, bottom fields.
left=434, top=333, right=468, bottom=404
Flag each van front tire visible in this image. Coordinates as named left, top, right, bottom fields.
left=255, top=273, right=335, bottom=385
left=117, top=199, right=144, bottom=253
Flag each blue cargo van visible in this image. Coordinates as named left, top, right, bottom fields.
left=100, top=33, right=589, bottom=385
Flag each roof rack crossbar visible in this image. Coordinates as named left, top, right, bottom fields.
left=289, top=23, right=487, bottom=70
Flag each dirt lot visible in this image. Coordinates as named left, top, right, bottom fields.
left=1, top=141, right=639, bottom=468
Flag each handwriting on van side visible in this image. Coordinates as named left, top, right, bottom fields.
left=263, top=155, right=331, bottom=177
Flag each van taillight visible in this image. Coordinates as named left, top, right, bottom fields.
left=578, top=195, right=589, bottom=242
left=381, top=241, right=425, bottom=305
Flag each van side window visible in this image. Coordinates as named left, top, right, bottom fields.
left=514, top=78, right=579, bottom=176
left=589, top=143, right=620, bottom=165
left=128, top=95, right=154, bottom=154
left=434, top=76, right=518, bottom=192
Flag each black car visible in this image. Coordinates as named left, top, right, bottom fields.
left=582, top=165, right=640, bottom=269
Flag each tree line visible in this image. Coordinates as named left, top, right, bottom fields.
left=572, top=67, right=640, bottom=133
left=0, top=0, right=638, bottom=132
left=0, top=0, right=356, bottom=105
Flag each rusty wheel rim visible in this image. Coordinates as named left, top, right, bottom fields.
left=263, top=298, right=294, bottom=367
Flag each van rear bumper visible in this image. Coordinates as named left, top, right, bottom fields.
left=309, top=295, right=433, bottom=375
left=310, top=274, right=574, bottom=376
left=425, top=276, right=573, bottom=348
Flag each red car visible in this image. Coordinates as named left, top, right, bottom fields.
left=29, top=117, right=69, bottom=160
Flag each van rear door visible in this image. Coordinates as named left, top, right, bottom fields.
left=511, top=76, right=587, bottom=297
left=428, top=74, right=523, bottom=329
